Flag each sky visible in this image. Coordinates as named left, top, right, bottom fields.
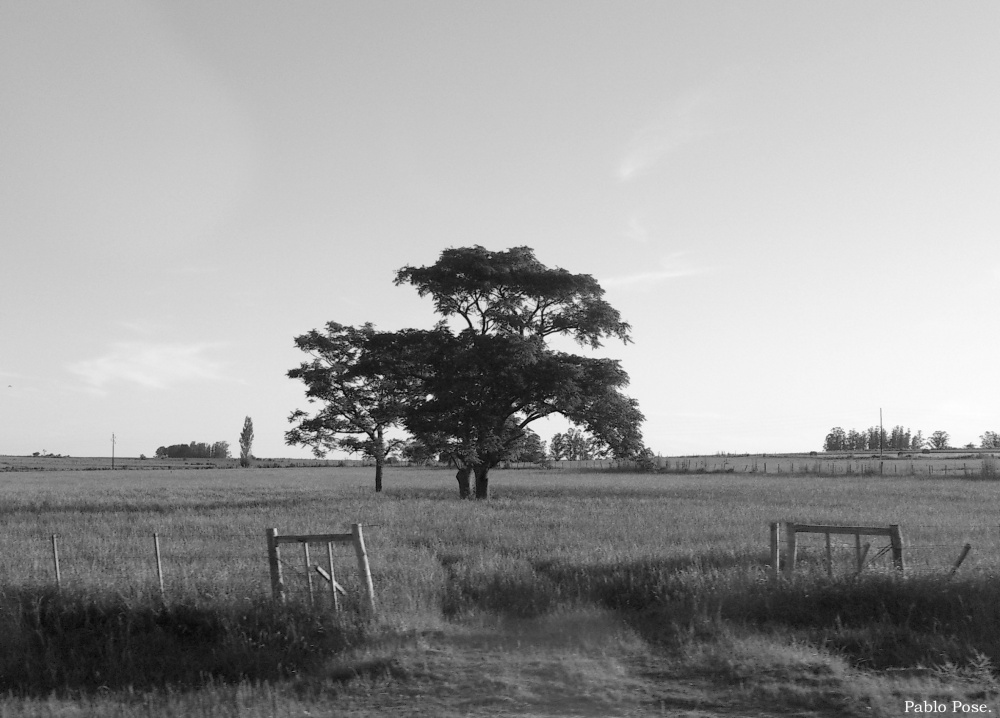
left=2, top=1, right=999, bottom=459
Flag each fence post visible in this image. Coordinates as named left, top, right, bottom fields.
left=351, top=524, right=376, bottom=616
left=825, top=531, right=833, bottom=578
left=783, top=522, right=797, bottom=579
left=153, top=533, right=165, bottom=599
left=266, top=528, right=285, bottom=603
left=51, top=534, right=61, bottom=592
left=769, top=522, right=780, bottom=579
left=889, top=524, right=905, bottom=573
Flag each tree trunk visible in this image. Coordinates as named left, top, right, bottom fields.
left=456, top=467, right=471, bottom=498
left=474, top=465, right=489, bottom=500
left=374, top=426, right=384, bottom=493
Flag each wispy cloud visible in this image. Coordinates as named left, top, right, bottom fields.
left=70, top=342, right=229, bottom=391
left=618, top=89, right=718, bottom=181
left=601, top=252, right=708, bottom=289
left=624, top=216, right=650, bottom=243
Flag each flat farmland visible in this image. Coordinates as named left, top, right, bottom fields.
left=2, top=466, right=999, bottom=717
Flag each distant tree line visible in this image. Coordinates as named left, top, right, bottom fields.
left=155, top=441, right=230, bottom=459
left=549, top=427, right=609, bottom=460
left=392, top=428, right=548, bottom=466
left=824, top=427, right=1000, bottom=452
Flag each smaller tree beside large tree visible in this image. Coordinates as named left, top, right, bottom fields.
left=286, top=322, right=405, bottom=492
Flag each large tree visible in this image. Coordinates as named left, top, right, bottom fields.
left=823, top=427, right=847, bottom=452
left=383, top=246, right=645, bottom=499
left=286, top=322, right=405, bottom=492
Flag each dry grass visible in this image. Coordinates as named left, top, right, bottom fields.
left=1, top=466, right=999, bottom=716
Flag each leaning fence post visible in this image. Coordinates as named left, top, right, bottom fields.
left=266, top=528, right=285, bottom=603
left=783, top=522, right=797, bottom=579
left=153, top=533, right=165, bottom=599
left=949, top=544, right=972, bottom=578
left=769, top=522, right=780, bottom=579
left=889, top=524, right=905, bottom=573
left=351, top=523, right=376, bottom=616
left=51, top=534, right=61, bottom=592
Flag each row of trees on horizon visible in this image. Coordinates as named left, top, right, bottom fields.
left=154, top=441, right=231, bottom=459
left=392, top=426, right=610, bottom=465
left=153, top=417, right=256, bottom=466
left=823, top=426, right=1000, bottom=452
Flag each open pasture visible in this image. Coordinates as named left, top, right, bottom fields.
left=2, top=466, right=1000, bottom=716
left=5, top=466, right=1000, bottom=595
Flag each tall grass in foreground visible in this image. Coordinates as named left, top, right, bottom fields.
left=0, top=587, right=368, bottom=694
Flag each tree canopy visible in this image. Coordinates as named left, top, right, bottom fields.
left=395, top=245, right=631, bottom=347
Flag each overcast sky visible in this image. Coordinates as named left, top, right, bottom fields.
left=2, top=1, right=999, bottom=459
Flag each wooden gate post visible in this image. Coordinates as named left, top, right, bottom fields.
left=352, top=523, right=376, bottom=615
left=303, top=542, right=314, bottom=607
left=326, top=542, right=339, bottom=612
left=266, top=528, right=285, bottom=603
left=783, top=522, right=797, bottom=579
left=889, top=524, right=905, bottom=573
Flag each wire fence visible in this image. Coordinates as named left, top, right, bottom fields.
left=659, top=457, right=1000, bottom=477
left=6, top=521, right=998, bottom=605
left=0, top=529, right=386, bottom=608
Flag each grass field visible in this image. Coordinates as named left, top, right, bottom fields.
left=1, top=465, right=999, bottom=716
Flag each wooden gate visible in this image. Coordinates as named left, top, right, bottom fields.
left=265, top=524, right=376, bottom=615
left=770, top=522, right=904, bottom=579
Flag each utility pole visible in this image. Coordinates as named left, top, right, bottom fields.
left=879, top=409, right=883, bottom=458
left=111, top=433, right=116, bottom=470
